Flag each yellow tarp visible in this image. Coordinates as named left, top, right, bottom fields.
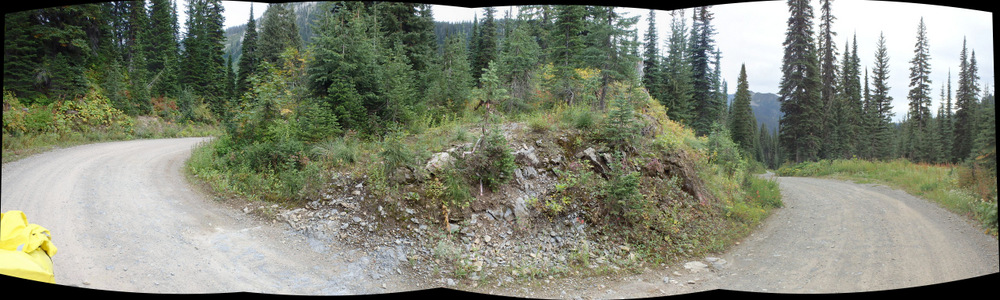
left=0, top=211, right=57, bottom=283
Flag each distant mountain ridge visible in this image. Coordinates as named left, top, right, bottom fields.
left=728, top=91, right=782, bottom=134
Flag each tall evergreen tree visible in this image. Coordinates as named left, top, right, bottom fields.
left=689, top=6, right=720, bottom=136
left=729, top=64, right=758, bottom=160
left=582, top=6, right=640, bottom=109
left=905, top=18, right=933, bottom=162
left=642, top=9, right=663, bottom=102
left=778, top=0, right=823, bottom=163
left=817, top=0, right=838, bottom=158
left=869, top=32, right=895, bottom=160
left=147, top=0, right=180, bottom=97
left=472, top=7, right=498, bottom=82
left=258, top=3, right=301, bottom=67
left=549, top=5, right=586, bottom=105
left=237, top=4, right=260, bottom=96
left=662, top=9, right=694, bottom=124
left=427, top=32, right=474, bottom=114
left=832, top=34, right=863, bottom=159
left=180, top=0, right=227, bottom=115
left=498, top=24, right=541, bottom=112
left=954, top=39, right=980, bottom=161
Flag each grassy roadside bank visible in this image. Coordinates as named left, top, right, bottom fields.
left=3, top=90, right=220, bottom=164
left=777, top=159, right=998, bottom=237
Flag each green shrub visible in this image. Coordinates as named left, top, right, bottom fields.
left=460, top=127, right=516, bottom=191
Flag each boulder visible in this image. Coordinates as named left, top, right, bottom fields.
left=424, top=152, right=455, bottom=174
left=514, top=146, right=540, bottom=166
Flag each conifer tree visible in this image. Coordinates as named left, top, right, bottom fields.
left=869, top=32, right=895, bottom=160
left=428, top=32, right=474, bottom=114
left=642, top=10, right=664, bottom=103
left=729, top=64, right=758, bottom=160
left=498, top=24, right=541, bottom=112
left=817, top=0, right=838, bottom=158
left=180, top=0, right=227, bottom=116
left=662, top=9, right=693, bottom=124
left=550, top=5, right=586, bottom=105
left=905, top=18, right=933, bottom=162
left=237, top=5, right=260, bottom=96
left=147, top=0, right=180, bottom=97
left=689, top=6, right=720, bottom=136
left=258, top=3, right=301, bottom=67
left=779, top=0, right=823, bottom=163
left=954, top=39, right=980, bottom=161
left=472, top=7, right=498, bottom=82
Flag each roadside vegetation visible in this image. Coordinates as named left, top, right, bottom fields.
left=2, top=89, right=220, bottom=163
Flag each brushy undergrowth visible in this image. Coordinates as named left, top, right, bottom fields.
left=777, top=158, right=997, bottom=236
left=3, top=89, right=219, bottom=163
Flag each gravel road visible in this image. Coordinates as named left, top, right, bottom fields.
left=2, top=138, right=996, bottom=297
left=1, top=138, right=419, bottom=294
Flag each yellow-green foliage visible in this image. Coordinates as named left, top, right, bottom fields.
left=3, top=88, right=133, bottom=136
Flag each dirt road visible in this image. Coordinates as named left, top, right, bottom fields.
left=469, top=175, right=999, bottom=298
left=3, top=138, right=996, bottom=297
left=1, top=138, right=418, bottom=294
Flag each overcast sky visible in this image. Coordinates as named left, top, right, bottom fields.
left=213, top=1, right=992, bottom=121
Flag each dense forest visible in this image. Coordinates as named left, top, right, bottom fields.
left=7, top=1, right=993, bottom=167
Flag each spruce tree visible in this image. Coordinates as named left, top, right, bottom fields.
left=729, top=64, right=758, bottom=160
left=147, top=0, right=180, bottom=98
left=817, top=0, right=838, bottom=158
left=954, top=39, right=980, bottom=161
left=498, top=24, right=541, bottom=112
left=869, top=32, right=895, bottom=160
left=549, top=5, right=586, bottom=105
left=689, top=6, right=720, bottom=136
left=642, top=9, right=663, bottom=103
left=779, top=0, right=823, bottom=163
left=472, top=7, right=498, bottom=82
left=258, top=3, right=301, bottom=67
left=662, top=9, right=694, bottom=124
left=237, top=5, right=260, bottom=96
left=906, top=18, right=933, bottom=162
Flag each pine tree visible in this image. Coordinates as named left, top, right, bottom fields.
left=817, top=0, right=838, bottom=158
left=642, top=9, right=664, bottom=103
left=237, top=4, right=260, bottom=96
left=498, top=24, right=541, bottom=112
left=258, top=3, right=301, bottom=67
left=905, top=18, right=933, bottom=162
left=472, top=7, right=498, bottom=82
left=869, top=32, right=895, bottom=160
left=779, top=0, right=823, bottom=163
left=549, top=5, right=586, bottom=106
left=662, top=9, right=694, bottom=124
left=147, top=0, right=180, bottom=97
left=954, top=39, right=980, bottom=161
left=689, top=6, right=720, bottom=136
left=729, top=64, right=758, bottom=160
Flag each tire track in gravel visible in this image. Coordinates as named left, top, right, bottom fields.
left=1, top=138, right=420, bottom=294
